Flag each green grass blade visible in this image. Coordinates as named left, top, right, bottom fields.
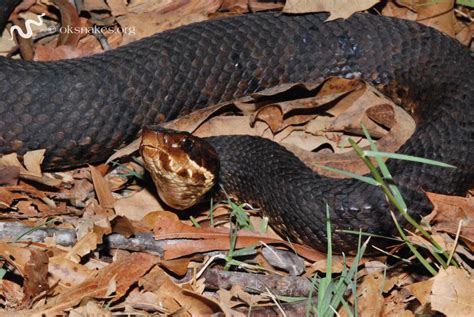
left=13, top=217, right=56, bottom=243
left=457, top=0, right=474, bottom=8
left=314, top=164, right=379, bottom=186
left=306, top=274, right=318, bottom=317
left=363, top=151, right=456, bottom=168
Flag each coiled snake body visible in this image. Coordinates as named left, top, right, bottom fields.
left=0, top=1, right=473, bottom=252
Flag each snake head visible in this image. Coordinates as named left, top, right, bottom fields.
left=140, top=127, right=219, bottom=210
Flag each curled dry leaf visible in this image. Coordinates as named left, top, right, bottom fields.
left=115, top=0, right=222, bottom=44
left=33, top=0, right=94, bottom=61
left=68, top=300, right=109, bottom=316
left=149, top=210, right=326, bottom=261
left=48, top=256, right=92, bottom=288
left=0, top=279, right=25, bottom=309
left=220, top=0, right=285, bottom=13
left=138, top=265, right=225, bottom=316
left=29, top=253, right=158, bottom=315
left=114, top=188, right=164, bottom=221
left=0, top=166, right=20, bottom=185
left=0, top=242, right=49, bottom=309
left=283, top=0, right=380, bottom=20
left=425, top=192, right=474, bottom=248
left=198, top=78, right=413, bottom=177
left=109, top=77, right=414, bottom=181
left=89, top=165, right=115, bottom=209
left=356, top=272, right=385, bottom=316
left=216, top=285, right=260, bottom=316
left=65, top=231, right=100, bottom=263
left=455, top=22, right=474, bottom=48
left=431, top=267, right=474, bottom=316
left=79, top=0, right=110, bottom=12
left=0, top=188, right=27, bottom=210
left=0, top=151, right=61, bottom=187
left=404, top=279, right=433, bottom=306
left=383, top=0, right=455, bottom=36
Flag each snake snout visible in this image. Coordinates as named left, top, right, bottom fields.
left=140, top=127, right=220, bottom=210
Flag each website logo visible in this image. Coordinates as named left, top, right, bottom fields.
left=9, top=13, right=46, bottom=40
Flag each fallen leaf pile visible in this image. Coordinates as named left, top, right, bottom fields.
left=0, top=0, right=473, bottom=315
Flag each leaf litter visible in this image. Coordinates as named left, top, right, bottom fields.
left=0, top=0, right=473, bottom=315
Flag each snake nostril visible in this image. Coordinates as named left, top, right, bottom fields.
left=181, top=138, right=194, bottom=151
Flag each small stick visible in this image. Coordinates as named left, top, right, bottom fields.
left=202, top=268, right=313, bottom=297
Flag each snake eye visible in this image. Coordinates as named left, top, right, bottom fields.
left=181, top=138, right=194, bottom=151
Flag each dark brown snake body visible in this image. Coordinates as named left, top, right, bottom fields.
left=0, top=1, right=473, bottom=252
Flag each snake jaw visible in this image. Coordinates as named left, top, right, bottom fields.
left=140, top=127, right=219, bottom=210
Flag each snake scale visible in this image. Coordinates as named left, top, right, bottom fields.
left=0, top=0, right=473, bottom=252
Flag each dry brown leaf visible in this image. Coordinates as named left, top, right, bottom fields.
left=0, top=152, right=61, bottom=187
left=247, top=80, right=356, bottom=133
left=404, top=279, right=433, bottom=306
left=382, top=1, right=418, bottom=19
left=380, top=289, right=413, bottom=317
left=139, top=265, right=224, bottom=316
left=159, top=258, right=191, bottom=277
left=48, top=256, right=92, bottom=288
left=283, top=0, right=380, bottom=20
left=252, top=105, right=283, bottom=133
left=0, top=188, right=26, bottom=209
left=176, top=78, right=415, bottom=179
left=34, top=43, right=95, bottom=61
left=33, top=0, right=92, bottom=61
left=305, top=257, right=357, bottom=275
left=220, top=0, right=249, bottom=11
left=431, top=267, right=474, bottom=316
left=455, top=22, right=474, bottom=47
left=80, top=0, right=109, bottom=11
left=384, top=0, right=456, bottom=36
left=0, top=242, right=49, bottom=308
left=357, top=273, right=385, bottom=316
left=425, top=192, right=474, bottom=245
left=20, top=247, right=49, bottom=307
left=106, top=0, right=128, bottom=16
left=0, top=166, right=20, bottom=185
left=53, top=0, right=83, bottom=46
left=382, top=271, right=413, bottom=293
left=30, top=253, right=158, bottom=315
left=89, top=165, right=115, bottom=209
left=114, top=188, right=164, bottom=221
left=148, top=210, right=326, bottom=261
left=65, top=231, right=99, bottom=263
left=196, top=116, right=269, bottom=138
left=105, top=162, right=143, bottom=191
left=22, top=149, right=45, bottom=177
left=116, top=0, right=222, bottom=44
left=287, top=82, right=415, bottom=177
left=69, top=300, right=110, bottom=316
left=124, top=288, right=164, bottom=313
left=219, top=0, right=284, bottom=13
left=110, top=216, right=136, bottom=238
left=105, top=136, right=142, bottom=165
left=0, top=279, right=25, bottom=309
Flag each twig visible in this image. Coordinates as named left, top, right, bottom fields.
left=248, top=298, right=316, bottom=317
left=202, top=268, right=312, bottom=297
left=0, top=221, right=164, bottom=257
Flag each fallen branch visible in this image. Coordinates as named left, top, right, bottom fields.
left=0, top=221, right=164, bottom=256
left=202, top=268, right=313, bottom=297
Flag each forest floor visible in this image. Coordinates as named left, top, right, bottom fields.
left=0, top=0, right=473, bottom=316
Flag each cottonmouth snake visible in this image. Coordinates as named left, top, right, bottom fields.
left=0, top=1, right=473, bottom=252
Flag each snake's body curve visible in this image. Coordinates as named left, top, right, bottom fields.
left=1, top=2, right=473, bottom=251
